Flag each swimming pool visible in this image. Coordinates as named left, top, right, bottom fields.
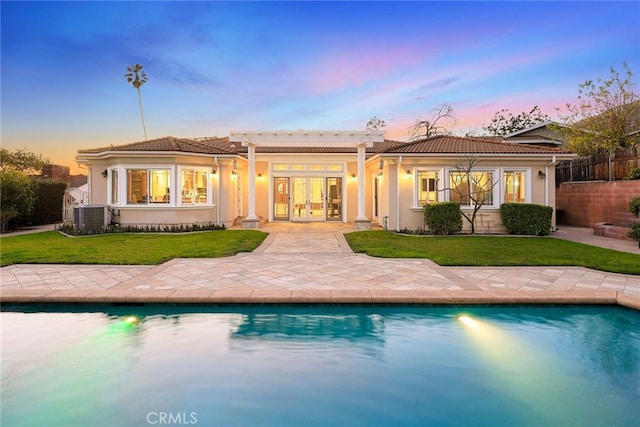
left=2, top=305, right=639, bottom=427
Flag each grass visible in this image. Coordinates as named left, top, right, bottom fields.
left=0, top=230, right=267, bottom=266
left=344, top=230, right=640, bottom=275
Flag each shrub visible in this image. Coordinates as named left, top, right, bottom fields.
left=623, top=167, right=640, bottom=180
left=628, top=223, right=640, bottom=248
left=22, top=180, right=67, bottom=226
left=629, top=197, right=640, bottom=217
left=424, top=202, right=462, bottom=235
left=501, top=203, right=553, bottom=236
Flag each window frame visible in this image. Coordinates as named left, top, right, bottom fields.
left=178, top=167, right=212, bottom=206
left=446, top=168, right=499, bottom=209
left=108, top=165, right=215, bottom=207
left=413, top=168, right=442, bottom=207
left=502, top=169, right=531, bottom=204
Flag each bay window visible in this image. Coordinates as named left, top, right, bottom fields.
left=127, top=169, right=171, bottom=204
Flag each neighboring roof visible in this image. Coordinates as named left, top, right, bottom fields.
left=78, top=136, right=237, bottom=155
left=380, top=135, right=573, bottom=155
left=503, top=120, right=560, bottom=138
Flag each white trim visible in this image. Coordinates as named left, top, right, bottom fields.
left=230, top=130, right=383, bottom=147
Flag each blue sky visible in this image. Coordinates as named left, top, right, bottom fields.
left=2, top=1, right=639, bottom=173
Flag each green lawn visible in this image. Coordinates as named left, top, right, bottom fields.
left=0, top=230, right=267, bottom=266
left=344, top=230, right=640, bottom=275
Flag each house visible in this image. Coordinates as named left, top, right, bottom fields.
left=75, top=130, right=574, bottom=232
left=502, top=121, right=567, bottom=147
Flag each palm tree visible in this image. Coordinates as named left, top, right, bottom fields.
left=124, top=64, right=148, bottom=140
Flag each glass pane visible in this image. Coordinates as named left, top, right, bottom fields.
left=150, top=170, right=170, bottom=203
left=292, top=177, right=306, bottom=220
left=195, top=171, right=208, bottom=203
left=182, top=170, right=195, bottom=203
left=273, top=177, right=290, bottom=220
left=326, top=177, right=342, bottom=221
left=449, top=172, right=469, bottom=205
left=308, top=178, right=324, bottom=220
left=472, top=171, right=493, bottom=205
left=110, top=169, right=118, bottom=204
left=127, top=169, right=147, bottom=204
left=504, top=171, right=525, bottom=203
left=418, top=171, right=438, bottom=205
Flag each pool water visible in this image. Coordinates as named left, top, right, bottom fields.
left=2, top=305, right=639, bottom=427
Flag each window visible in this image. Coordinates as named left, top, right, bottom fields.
left=416, top=170, right=439, bottom=206
left=127, top=169, right=171, bottom=204
left=449, top=170, right=494, bottom=207
left=181, top=169, right=209, bottom=204
left=504, top=171, right=526, bottom=203
left=110, top=169, right=118, bottom=204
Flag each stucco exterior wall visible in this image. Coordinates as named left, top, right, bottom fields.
left=378, top=156, right=558, bottom=233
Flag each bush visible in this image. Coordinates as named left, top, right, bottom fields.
left=628, top=223, right=640, bottom=248
left=0, top=170, right=37, bottom=232
left=424, top=202, right=462, bottom=235
left=22, top=180, right=67, bottom=226
left=501, top=203, right=553, bottom=236
left=629, top=197, right=640, bottom=217
left=623, top=167, right=640, bottom=180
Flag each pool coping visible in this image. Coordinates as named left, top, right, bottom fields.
left=1, top=289, right=639, bottom=311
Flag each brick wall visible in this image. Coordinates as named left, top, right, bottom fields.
left=556, top=181, right=640, bottom=227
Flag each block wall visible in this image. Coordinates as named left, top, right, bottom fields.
left=556, top=181, right=640, bottom=227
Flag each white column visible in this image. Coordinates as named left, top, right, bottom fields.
left=246, top=143, right=257, bottom=220
left=356, top=143, right=368, bottom=221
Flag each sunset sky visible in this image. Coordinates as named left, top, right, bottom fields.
left=2, top=1, right=639, bottom=174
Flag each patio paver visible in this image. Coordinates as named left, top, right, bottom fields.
left=1, top=223, right=639, bottom=308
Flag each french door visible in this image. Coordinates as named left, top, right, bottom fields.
left=273, top=176, right=343, bottom=222
left=292, top=177, right=324, bottom=221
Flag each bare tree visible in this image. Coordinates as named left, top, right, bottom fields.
left=409, top=104, right=456, bottom=141
left=125, top=64, right=149, bottom=141
left=443, top=154, right=498, bottom=234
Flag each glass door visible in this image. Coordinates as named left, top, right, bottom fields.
left=325, top=177, right=343, bottom=221
left=292, top=177, right=325, bottom=222
left=308, top=177, right=324, bottom=221
left=273, top=177, right=290, bottom=221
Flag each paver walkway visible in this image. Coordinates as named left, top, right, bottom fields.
left=1, top=223, right=639, bottom=308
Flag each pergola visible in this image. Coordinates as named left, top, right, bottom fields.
left=229, top=130, right=385, bottom=228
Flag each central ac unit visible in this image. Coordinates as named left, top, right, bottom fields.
left=73, top=206, right=108, bottom=231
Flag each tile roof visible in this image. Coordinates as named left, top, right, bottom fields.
left=380, top=135, right=573, bottom=155
left=78, top=136, right=237, bottom=155
left=77, top=135, right=571, bottom=157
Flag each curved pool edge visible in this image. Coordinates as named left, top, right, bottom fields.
left=1, top=289, right=638, bottom=311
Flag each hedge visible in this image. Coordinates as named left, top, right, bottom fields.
left=424, top=202, right=463, bottom=235
left=20, top=180, right=67, bottom=226
left=500, top=203, right=553, bottom=236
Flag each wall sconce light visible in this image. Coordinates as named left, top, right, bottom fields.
left=406, top=170, right=412, bottom=179
left=211, top=169, right=217, bottom=176
left=257, top=173, right=263, bottom=181
left=231, top=170, right=237, bottom=178
left=351, top=173, right=357, bottom=182
left=101, top=169, right=108, bottom=178
left=377, top=171, right=383, bottom=179
left=538, top=170, right=546, bottom=179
